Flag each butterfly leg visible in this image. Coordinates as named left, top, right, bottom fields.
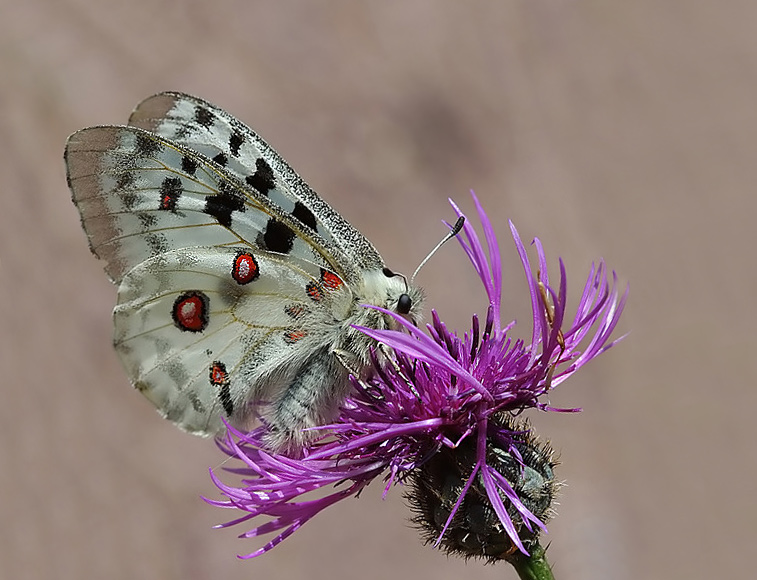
left=333, top=348, right=385, bottom=401
left=377, top=343, right=422, bottom=401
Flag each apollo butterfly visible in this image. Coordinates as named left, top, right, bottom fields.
left=65, top=92, right=432, bottom=452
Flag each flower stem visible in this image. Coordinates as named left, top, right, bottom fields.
left=506, top=542, right=555, bottom=580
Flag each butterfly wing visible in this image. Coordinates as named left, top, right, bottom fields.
left=66, top=125, right=348, bottom=284
left=127, top=91, right=386, bottom=278
left=114, top=245, right=352, bottom=435
left=65, top=126, right=355, bottom=437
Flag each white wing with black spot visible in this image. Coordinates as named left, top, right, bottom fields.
left=66, top=125, right=351, bottom=283
left=127, top=92, right=386, bottom=280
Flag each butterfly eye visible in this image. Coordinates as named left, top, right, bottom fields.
left=382, top=267, right=395, bottom=278
left=397, top=293, right=413, bottom=315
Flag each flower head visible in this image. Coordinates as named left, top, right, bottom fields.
left=207, top=193, right=628, bottom=559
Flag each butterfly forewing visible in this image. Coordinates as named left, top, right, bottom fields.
left=127, top=92, right=385, bottom=279
left=66, top=125, right=345, bottom=284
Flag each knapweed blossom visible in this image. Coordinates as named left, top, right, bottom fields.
left=207, top=193, right=627, bottom=560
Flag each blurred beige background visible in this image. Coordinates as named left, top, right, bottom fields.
left=1, top=1, right=754, bottom=579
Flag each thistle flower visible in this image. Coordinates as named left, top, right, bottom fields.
left=207, top=193, right=627, bottom=563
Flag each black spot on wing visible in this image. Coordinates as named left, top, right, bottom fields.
left=212, top=152, right=228, bottom=167
left=134, top=133, right=161, bottom=158
left=204, top=181, right=245, bottom=228
left=188, top=392, right=206, bottom=414
left=138, top=212, right=157, bottom=228
left=145, top=233, right=169, bottom=256
left=159, top=176, right=183, bottom=212
left=181, top=155, right=198, bottom=175
left=229, top=132, right=245, bottom=157
left=194, top=106, right=215, bottom=128
left=292, top=201, right=317, bottom=230
left=173, top=124, right=191, bottom=140
left=219, top=385, right=234, bottom=416
left=245, top=158, right=275, bottom=195
left=121, top=191, right=138, bottom=210
left=263, top=218, right=295, bottom=254
left=116, top=171, right=135, bottom=190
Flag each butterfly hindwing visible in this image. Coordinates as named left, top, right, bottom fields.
left=114, top=245, right=353, bottom=435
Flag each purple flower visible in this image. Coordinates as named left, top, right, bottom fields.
left=206, top=193, right=628, bottom=559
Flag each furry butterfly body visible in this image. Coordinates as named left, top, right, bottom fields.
left=65, top=92, right=423, bottom=451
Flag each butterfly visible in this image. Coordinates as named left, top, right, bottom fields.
left=65, top=92, right=427, bottom=453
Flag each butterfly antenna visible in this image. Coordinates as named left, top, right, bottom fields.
left=410, top=216, right=466, bottom=284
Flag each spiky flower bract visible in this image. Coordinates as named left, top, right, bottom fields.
left=207, top=193, right=628, bottom=560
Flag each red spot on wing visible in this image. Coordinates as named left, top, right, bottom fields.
left=232, top=251, right=260, bottom=285
left=321, top=269, right=343, bottom=290
left=209, top=361, right=229, bottom=386
left=158, top=177, right=182, bottom=211
left=306, top=282, right=323, bottom=302
left=172, top=291, right=209, bottom=332
left=209, top=361, right=234, bottom=416
left=159, top=194, right=172, bottom=210
left=306, top=270, right=343, bottom=303
left=285, top=304, right=305, bottom=319
left=284, top=330, right=307, bottom=344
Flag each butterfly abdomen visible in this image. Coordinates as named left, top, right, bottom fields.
left=262, top=345, right=351, bottom=452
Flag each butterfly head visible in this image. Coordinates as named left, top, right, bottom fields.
left=366, top=215, right=464, bottom=328
left=364, top=266, right=424, bottom=328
